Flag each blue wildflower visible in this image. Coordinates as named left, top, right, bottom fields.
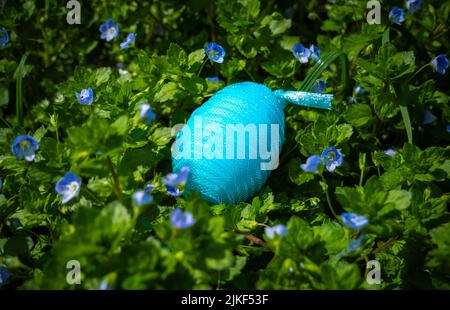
left=348, top=97, right=358, bottom=105
left=10, top=218, right=21, bottom=229
left=423, top=110, right=437, bottom=125
left=0, top=27, right=9, bottom=48
left=341, top=212, right=368, bottom=229
left=133, top=190, right=153, bottom=206
left=321, top=147, right=344, bottom=172
left=300, top=155, right=323, bottom=173
left=120, top=33, right=135, bottom=49
left=265, top=224, right=288, bottom=239
left=99, top=280, right=111, bottom=290
left=406, top=0, right=421, bottom=14
left=384, top=149, right=396, bottom=156
left=170, top=208, right=195, bottom=229
left=447, top=125, right=450, bottom=133
left=55, top=172, right=81, bottom=204
left=347, top=234, right=366, bottom=253
left=0, top=178, right=2, bottom=189
left=311, top=79, right=326, bottom=93
left=205, top=42, right=226, bottom=63
left=431, top=55, right=449, bottom=75
left=0, top=266, right=11, bottom=285
left=11, top=135, right=39, bottom=162
left=292, top=43, right=311, bottom=64
left=309, top=44, right=321, bottom=61
left=144, top=184, right=155, bottom=193
left=138, top=103, right=156, bottom=125
left=389, top=7, right=406, bottom=25
left=75, top=88, right=94, bottom=105
left=354, top=86, right=365, bottom=95
left=162, top=166, right=190, bottom=197
left=99, top=19, right=119, bottom=41
left=206, top=76, right=220, bottom=83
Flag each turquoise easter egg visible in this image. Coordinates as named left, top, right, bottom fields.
left=171, top=81, right=333, bottom=205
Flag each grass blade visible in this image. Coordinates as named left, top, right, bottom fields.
left=399, top=105, right=413, bottom=144
left=14, top=54, right=29, bottom=127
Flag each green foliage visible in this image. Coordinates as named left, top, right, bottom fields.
left=0, top=0, right=449, bottom=290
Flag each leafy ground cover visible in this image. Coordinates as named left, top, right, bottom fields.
left=0, top=0, right=449, bottom=289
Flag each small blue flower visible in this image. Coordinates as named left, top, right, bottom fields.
left=265, top=224, right=288, bottom=239
left=447, top=124, right=450, bottom=133
left=423, top=109, right=437, bottom=125
left=309, top=44, right=321, bottom=61
left=311, top=79, right=326, bottom=93
left=431, top=55, right=449, bottom=75
left=10, top=218, right=21, bottom=229
left=138, top=103, right=156, bottom=125
left=292, top=43, right=311, bottom=64
left=205, top=42, right=226, bottom=63
left=347, top=234, right=366, bottom=253
left=162, top=166, right=190, bottom=197
left=300, top=155, right=322, bottom=173
left=389, top=7, right=406, bottom=25
left=341, top=212, right=368, bottom=229
left=321, top=147, right=344, bottom=172
left=354, top=86, right=365, bottom=95
left=133, top=190, right=154, bottom=206
left=75, top=88, right=94, bottom=105
left=170, top=208, right=195, bottom=229
left=99, top=19, right=119, bottom=42
left=0, top=178, right=2, bottom=189
left=0, top=27, right=10, bottom=48
left=55, top=172, right=81, bottom=204
left=206, top=76, right=220, bottom=83
left=384, top=149, right=396, bottom=156
left=0, top=266, right=12, bottom=285
left=144, top=184, right=155, bottom=193
left=11, top=135, right=39, bottom=162
left=348, top=97, right=358, bottom=105
left=120, top=33, right=135, bottom=49
left=99, top=280, right=111, bottom=290
left=406, top=0, right=421, bottom=14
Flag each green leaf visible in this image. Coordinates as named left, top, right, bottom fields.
left=168, top=43, right=188, bottom=69
left=94, top=67, right=112, bottom=86
left=261, top=51, right=296, bottom=78
left=385, top=189, right=412, bottom=210
left=261, top=13, right=291, bottom=36
left=188, top=49, right=205, bottom=69
left=343, top=104, right=373, bottom=127
left=154, top=82, right=179, bottom=102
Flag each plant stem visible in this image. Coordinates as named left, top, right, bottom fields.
left=216, top=271, right=221, bottom=290
left=320, top=174, right=338, bottom=220
left=107, top=156, right=123, bottom=200
left=197, top=59, right=207, bottom=76
left=244, top=67, right=256, bottom=82
left=407, top=63, right=431, bottom=83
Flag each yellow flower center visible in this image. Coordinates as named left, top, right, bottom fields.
left=20, top=140, right=30, bottom=148
left=69, top=182, right=79, bottom=192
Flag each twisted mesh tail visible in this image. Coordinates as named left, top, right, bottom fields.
left=274, top=90, right=333, bottom=110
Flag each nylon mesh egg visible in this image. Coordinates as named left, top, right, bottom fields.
left=172, top=81, right=332, bottom=204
